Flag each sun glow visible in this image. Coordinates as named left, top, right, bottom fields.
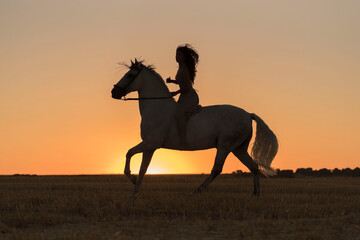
left=109, top=149, right=196, bottom=175
left=146, top=166, right=167, bottom=174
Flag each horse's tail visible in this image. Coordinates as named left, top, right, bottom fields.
left=250, top=113, right=278, bottom=177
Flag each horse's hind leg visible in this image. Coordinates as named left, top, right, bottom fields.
left=232, top=137, right=260, bottom=196
left=190, top=148, right=230, bottom=195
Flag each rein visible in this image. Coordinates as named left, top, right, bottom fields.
left=113, top=85, right=172, bottom=101
left=121, top=96, right=173, bottom=101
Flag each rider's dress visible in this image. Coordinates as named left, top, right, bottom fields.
left=175, top=68, right=199, bottom=118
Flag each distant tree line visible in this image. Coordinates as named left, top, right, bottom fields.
left=232, top=167, right=360, bottom=178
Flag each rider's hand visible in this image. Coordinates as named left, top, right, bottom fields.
left=166, top=77, right=172, bottom=83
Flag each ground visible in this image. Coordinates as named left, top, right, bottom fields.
left=0, top=175, right=359, bottom=239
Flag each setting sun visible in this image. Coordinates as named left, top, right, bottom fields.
left=146, top=166, right=167, bottom=175
left=108, top=150, right=197, bottom=175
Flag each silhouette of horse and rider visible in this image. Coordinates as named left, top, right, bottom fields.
left=111, top=44, right=278, bottom=197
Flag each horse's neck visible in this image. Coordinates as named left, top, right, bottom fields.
left=138, top=70, right=174, bottom=118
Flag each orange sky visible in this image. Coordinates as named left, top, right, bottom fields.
left=1, top=1, right=359, bottom=174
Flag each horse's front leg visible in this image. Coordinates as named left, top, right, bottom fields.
left=124, top=141, right=156, bottom=185
left=130, top=150, right=155, bottom=197
left=124, top=149, right=137, bottom=185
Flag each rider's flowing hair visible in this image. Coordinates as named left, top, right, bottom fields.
left=177, top=44, right=199, bottom=83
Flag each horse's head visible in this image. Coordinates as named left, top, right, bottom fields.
left=111, top=59, right=144, bottom=100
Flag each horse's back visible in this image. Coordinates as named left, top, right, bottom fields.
left=163, top=104, right=253, bottom=150
left=199, top=104, right=249, bottom=116
left=191, top=104, right=251, bottom=126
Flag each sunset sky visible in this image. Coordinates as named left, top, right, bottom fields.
left=1, top=0, right=359, bottom=175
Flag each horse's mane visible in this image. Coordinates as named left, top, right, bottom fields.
left=119, top=59, right=170, bottom=93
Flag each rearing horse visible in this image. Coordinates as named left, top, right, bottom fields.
left=111, top=59, right=278, bottom=196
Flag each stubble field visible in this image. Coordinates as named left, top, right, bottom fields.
left=0, top=175, right=359, bottom=240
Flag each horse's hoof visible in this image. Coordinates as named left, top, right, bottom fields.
left=130, top=175, right=137, bottom=185
left=189, top=190, right=200, bottom=196
left=129, top=191, right=138, bottom=198
left=251, top=192, right=260, bottom=197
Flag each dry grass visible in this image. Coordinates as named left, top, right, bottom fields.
left=0, top=175, right=359, bottom=239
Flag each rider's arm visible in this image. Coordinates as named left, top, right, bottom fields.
left=171, top=89, right=189, bottom=96
left=166, top=77, right=179, bottom=84
left=170, top=90, right=180, bottom=96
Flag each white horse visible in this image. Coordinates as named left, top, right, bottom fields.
left=111, top=59, right=278, bottom=196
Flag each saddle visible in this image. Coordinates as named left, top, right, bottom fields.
left=185, top=105, right=202, bottom=119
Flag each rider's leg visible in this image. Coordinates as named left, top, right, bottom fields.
left=176, top=90, right=199, bottom=149
left=175, top=109, right=187, bottom=149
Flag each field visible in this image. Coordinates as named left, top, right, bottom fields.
left=0, top=175, right=359, bottom=240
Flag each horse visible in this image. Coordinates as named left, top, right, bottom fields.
left=111, top=59, right=278, bottom=197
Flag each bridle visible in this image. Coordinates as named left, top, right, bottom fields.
left=114, top=65, right=173, bottom=101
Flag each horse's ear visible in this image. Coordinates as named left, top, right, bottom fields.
left=131, top=60, right=134, bottom=67
left=134, top=59, right=138, bottom=65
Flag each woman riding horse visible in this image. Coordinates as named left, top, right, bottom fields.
left=166, top=44, right=199, bottom=148
left=111, top=56, right=278, bottom=196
